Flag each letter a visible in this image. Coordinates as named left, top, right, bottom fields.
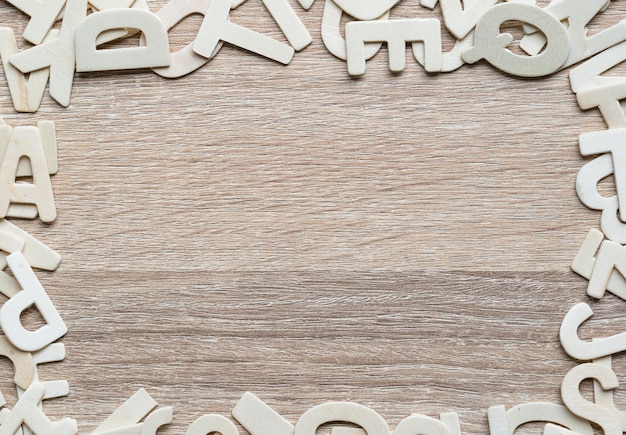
left=0, top=126, right=56, bottom=223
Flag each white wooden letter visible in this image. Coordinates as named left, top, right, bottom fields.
left=294, top=402, right=389, bottom=435
left=0, top=252, right=67, bottom=352
left=576, top=154, right=626, bottom=243
left=186, top=414, right=239, bottom=435
left=394, top=415, right=450, bottom=435
left=579, top=129, right=626, bottom=221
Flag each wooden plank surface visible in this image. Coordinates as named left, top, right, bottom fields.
left=1, top=1, right=626, bottom=433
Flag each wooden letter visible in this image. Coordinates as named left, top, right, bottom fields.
left=345, top=18, right=442, bottom=75
left=0, top=383, right=77, bottom=435
left=261, top=0, right=312, bottom=51
left=93, top=388, right=157, bottom=433
left=8, top=0, right=88, bottom=107
left=395, top=415, right=450, bottom=435
left=560, top=302, right=626, bottom=360
left=571, top=229, right=626, bottom=300
left=0, top=335, right=34, bottom=390
left=0, top=219, right=62, bottom=271
left=332, top=0, right=401, bottom=20
left=0, top=252, right=67, bottom=352
left=0, top=27, right=51, bottom=112
left=139, top=408, right=174, bottom=435
left=194, top=0, right=294, bottom=65
left=439, top=0, right=497, bottom=40
left=520, top=0, right=626, bottom=69
left=488, top=402, right=593, bottom=435
left=294, top=402, right=389, bottom=435
left=0, top=126, right=57, bottom=222
left=3, top=0, right=65, bottom=45
left=579, top=129, right=626, bottom=221
left=76, top=9, right=170, bottom=72
left=561, top=363, right=621, bottom=435
left=149, top=0, right=223, bottom=78
left=576, top=154, right=626, bottom=243
left=321, top=0, right=389, bottom=61
left=462, top=2, right=569, bottom=77
left=592, top=353, right=626, bottom=431
left=186, top=415, right=239, bottom=435
left=232, top=392, right=293, bottom=435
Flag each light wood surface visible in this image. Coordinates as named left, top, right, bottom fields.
left=1, top=1, right=626, bottom=433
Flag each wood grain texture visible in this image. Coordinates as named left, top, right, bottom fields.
left=1, top=1, right=625, bottom=434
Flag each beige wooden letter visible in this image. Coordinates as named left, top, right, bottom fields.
left=139, top=408, right=174, bottom=435
left=571, top=229, right=626, bottom=301
left=0, top=383, right=77, bottom=435
left=148, top=0, right=223, bottom=78
left=3, top=0, right=65, bottom=44
left=520, top=0, right=626, bottom=69
left=8, top=0, right=87, bottom=107
left=232, top=392, right=293, bottom=435
left=345, top=18, right=442, bottom=76
left=0, top=27, right=51, bottom=112
left=0, top=335, right=34, bottom=390
left=194, top=0, right=294, bottom=65
left=0, top=219, right=62, bottom=271
left=332, top=0, right=401, bottom=20
left=561, top=363, right=621, bottom=435
left=321, top=0, right=389, bottom=61
left=93, top=388, right=157, bottom=433
left=592, top=353, right=626, bottom=431
left=261, top=0, right=312, bottom=51
left=462, top=2, right=569, bottom=77
left=569, top=40, right=626, bottom=129
left=76, top=9, right=170, bottom=72
left=560, top=302, right=626, bottom=360
left=488, top=403, right=593, bottom=435
left=0, top=126, right=56, bottom=222
left=439, top=0, right=497, bottom=39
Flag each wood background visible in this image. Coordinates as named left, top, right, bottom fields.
left=1, top=1, right=626, bottom=433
